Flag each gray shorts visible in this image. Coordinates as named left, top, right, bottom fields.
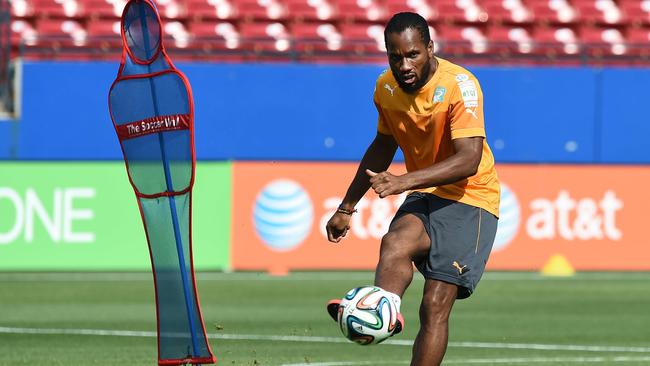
left=392, top=192, right=498, bottom=299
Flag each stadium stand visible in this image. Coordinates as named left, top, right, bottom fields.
left=290, top=22, right=342, bottom=59
left=6, top=0, right=650, bottom=63
left=621, top=0, right=650, bottom=26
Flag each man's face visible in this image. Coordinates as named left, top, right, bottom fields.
left=386, top=28, right=434, bottom=93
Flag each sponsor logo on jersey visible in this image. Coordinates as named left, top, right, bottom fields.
left=455, top=73, right=470, bottom=82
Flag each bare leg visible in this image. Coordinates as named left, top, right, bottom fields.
left=374, top=214, right=430, bottom=297
left=410, top=279, right=458, bottom=366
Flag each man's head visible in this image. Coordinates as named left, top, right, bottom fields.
left=384, top=12, right=435, bottom=93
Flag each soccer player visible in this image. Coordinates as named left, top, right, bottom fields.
left=325, top=12, right=500, bottom=366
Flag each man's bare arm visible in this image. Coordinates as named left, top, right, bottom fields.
left=367, top=137, right=483, bottom=198
left=326, top=132, right=398, bottom=242
left=340, top=132, right=399, bottom=209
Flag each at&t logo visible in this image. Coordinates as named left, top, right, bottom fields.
left=494, top=183, right=520, bottom=252
left=253, top=179, right=313, bottom=251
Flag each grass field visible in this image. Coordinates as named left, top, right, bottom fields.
left=1, top=271, right=650, bottom=366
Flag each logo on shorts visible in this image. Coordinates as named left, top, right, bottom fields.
left=452, top=261, right=468, bottom=275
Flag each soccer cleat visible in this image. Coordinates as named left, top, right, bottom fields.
left=326, top=299, right=341, bottom=322
left=392, top=312, right=405, bottom=336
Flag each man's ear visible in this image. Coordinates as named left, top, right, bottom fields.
left=428, top=40, right=434, bottom=57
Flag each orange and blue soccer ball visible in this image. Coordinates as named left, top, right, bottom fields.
left=337, top=286, right=399, bottom=345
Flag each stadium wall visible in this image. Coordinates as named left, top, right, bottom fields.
left=1, top=61, right=650, bottom=272
left=0, top=61, right=649, bottom=162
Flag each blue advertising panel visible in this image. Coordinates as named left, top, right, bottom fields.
left=5, top=62, right=650, bottom=163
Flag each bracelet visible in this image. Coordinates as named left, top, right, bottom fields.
left=336, top=205, right=357, bottom=215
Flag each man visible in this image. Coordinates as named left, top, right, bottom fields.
left=325, top=12, right=500, bottom=366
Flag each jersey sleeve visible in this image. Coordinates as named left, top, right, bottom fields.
left=448, top=74, right=486, bottom=140
left=374, top=84, right=392, bottom=135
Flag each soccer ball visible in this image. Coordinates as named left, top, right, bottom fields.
left=337, top=286, right=399, bottom=345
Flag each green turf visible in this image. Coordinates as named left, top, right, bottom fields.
left=1, top=272, right=649, bottom=365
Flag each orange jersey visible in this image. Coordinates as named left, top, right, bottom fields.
left=374, top=57, right=500, bottom=217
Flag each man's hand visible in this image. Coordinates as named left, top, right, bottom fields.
left=366, top=169, right=408, bottom=198
left=325, top=212, right=352, bottom=243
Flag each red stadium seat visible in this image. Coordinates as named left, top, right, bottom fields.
left=11, top=20, right=38, bottom=46
left=627, top=26, right=650, bottom=44
left=232, top=0, right=287, bottom=21
left=290, top=22, right=342, bottom=59
left=35, top=19, right=88, bottom=48
left=435, top=0, right=487, bottom=23
left=619, top=0, right=650, bottom=26
left=86, top=19, right=121, bottom=50
left=531, top=0, right=578, bottom=24
left=340, top=23, right=384, bottom=54
left=435, top=0, right=466, bottom=23
left=529, top=1, right=556, bottom=24
left=487, top=25, right=534, bottom=55
left=189, top=21, right=220, bottom=39
left=573, top=0, right=625, bottom=25
left=35, top=18, right=70, bottom=41
left=330, top=0, right=368, bottom=22
left=384, top=0, right=410, bottom=20
left=483, top=0, right=510, bottom=23
left=9, top=0, right=34, bottom=19
left=626, top=27, right=650, bottom=57
left=285, top=0, right=319, bottom=21
left=162, top=20, right=190, bottom=48
left=156, top=0, right=188, bottom=20
left=10, top=0, right=36, bottom=18
left=437, top=24, right=488, bottom=56
left=188, top=21, right=243, bottom=53
left=383, top=0, right=437, bottom=22
left=79, top=0, right=123, bottom=19
left=572, top=0, right=600, bottom=24
left=31, top=0, right=66, bottom=18
left=532, top=26, right=580, bottom=56
left=335, top=0, right=388, bottom=22
left=283, top=0, right=338, bottom=21
left=239, top=22, right=291, bottom=53
left=482, top=0, right=533, bottom=24
left=580, top=26, right=626, bottom=56
left=231, top=0, right=263, bottom=19
left=183, top=0, right=220, bottom=21
left=54, top=0, right=112, bottom=19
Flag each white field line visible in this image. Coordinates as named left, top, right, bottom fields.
left=1, top=272, right=650, bottom=282
left=1, top=326, right=650, bottom=354
left=282, top=355, right=650, bottom=366
left=0, top=272, right=375, bottom=282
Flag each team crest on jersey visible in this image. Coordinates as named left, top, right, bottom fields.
left=433, top=86, right=446, bottom=103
